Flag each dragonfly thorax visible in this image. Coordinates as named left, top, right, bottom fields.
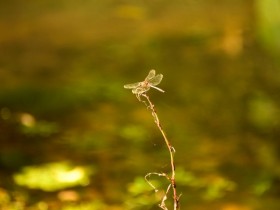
left=132, top=85, right=151, bottom=95
left=141, top=80, right=151, bottom=87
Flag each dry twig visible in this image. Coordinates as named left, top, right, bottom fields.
left=124, top=70, right=180, bottom=209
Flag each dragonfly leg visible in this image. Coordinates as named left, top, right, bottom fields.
left=136, top=93, right=141, bottom=101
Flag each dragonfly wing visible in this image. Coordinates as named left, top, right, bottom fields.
left=148, top=74, right=163, bottom=86
left=124, top=82, right=141, bottom=89
left=145, top=69, right=156, bottom=81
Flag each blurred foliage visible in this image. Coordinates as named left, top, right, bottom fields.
left=13, top=162, right=93, bottom=191
left=256, top=0, right=280, bottom=54
left=61, top=201, right=107, bottom=210
left=0, top=0, right=280, bottom=210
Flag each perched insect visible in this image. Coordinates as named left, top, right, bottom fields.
left=124, top=69, right=164, bottom=100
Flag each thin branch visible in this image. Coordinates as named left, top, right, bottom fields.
left=124, top=70, right=180, bottom=209
left=141, top=93, right=180, bottom=210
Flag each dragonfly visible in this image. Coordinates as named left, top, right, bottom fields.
left=124, top=69, right=164, bottom=100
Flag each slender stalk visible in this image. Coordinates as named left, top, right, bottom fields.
left=141, top=93, right=180, bottom=210
left=124, top=69, right=180, bottom=209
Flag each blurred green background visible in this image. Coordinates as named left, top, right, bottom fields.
left=1, top=0, right=280, bottom=210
